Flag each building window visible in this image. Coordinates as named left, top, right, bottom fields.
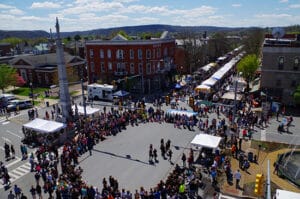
left=152, top=49, right=155, bottom=59
left=276, top=79, right=281, bottom=87
left=108, top=62, right=112, bottom=71
left=138, top=63, right=143, bottom=74
left=130, top=63, right=135, bottom=74
left=116, top=49, right=124, bottom=59
left=163, top=47, right=168, bottom=56
left=100, top=49, right=104, bottom=59
left=146, top=49, right=151, bottom=59
left=146, top=63, right=151, bottom=74
left=138, top=49, right=143, bottom=60
left=107, top=49, right=111, bottom=59
left=130, top=49, right=134, bottom=59
left=90, top=62, right=95, bottom=72
left=157, top=48, right=161, bottom=58
left=89, top=49, right=94, bottom=58
left=278, top=56, right=284, bottom=70
left=100, top=62, right=105, bottom=72
left=291, top=80, right=297, bottom=88
left=294, top=57, right=299, bottom=70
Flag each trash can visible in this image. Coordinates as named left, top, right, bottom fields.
left=248, top=152, right=253, bottom=162
left=46, top=101, right=49, bottom=107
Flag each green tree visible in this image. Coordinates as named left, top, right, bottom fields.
left=237, top=54, right=260, bottom=89
left=242, top=28, right=264, bottom=56
left=74, top=34, right=81, bottom=42
left=293, top=85, right=300, bottom=105
left=0, top=64, right=17, bottom=93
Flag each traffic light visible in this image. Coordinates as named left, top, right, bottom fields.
left=189, top=96, right=194, bottom=108
left=165, top=95, right=170, bottom=105
left=254, top=174, right=264, bottom=196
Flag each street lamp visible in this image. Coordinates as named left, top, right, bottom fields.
left=30, top=82, right=34, bottom=106
left=232, top=72, right=242, bottom=125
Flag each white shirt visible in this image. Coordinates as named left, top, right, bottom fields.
left=234, top=171, right=241, bottom=180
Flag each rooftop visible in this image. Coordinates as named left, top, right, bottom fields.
left=263, top=34, right=300, bottom=47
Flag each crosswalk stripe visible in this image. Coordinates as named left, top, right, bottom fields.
left=15, top=167, right=30, bottom=173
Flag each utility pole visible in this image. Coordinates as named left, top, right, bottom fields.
left=266, top=160, right=271, bottom=199
left=81, top=79, right=87, bottom=118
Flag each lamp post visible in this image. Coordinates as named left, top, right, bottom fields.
left=30, top=82, right=34, bottom=106
left=232, top=72, right=242, bottom=125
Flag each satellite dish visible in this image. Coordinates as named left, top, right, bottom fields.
left=272, top=27, right=285, bottom=39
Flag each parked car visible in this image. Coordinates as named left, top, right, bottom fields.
left=7, top=99, right=33, bottom=111
left=0, top=94, right=16, bottom=108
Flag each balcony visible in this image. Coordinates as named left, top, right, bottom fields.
left=114, top=71, right=128, bottom=76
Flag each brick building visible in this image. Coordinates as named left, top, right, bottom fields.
left=9, top=53, right=86, bottom=87
left=261, top=34, right=300, bottom=105
left=85, top=32, right=176, bottom=93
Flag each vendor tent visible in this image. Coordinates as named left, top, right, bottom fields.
left=195, top=84, right=211, bottom=93
left=113, top=90, right=130, bottom=97
left=202, top=78, right=218, bottom=87
left=191, top=134, right=222, bottom=149
left=221, top=92, right=243, bottom=101
left=166, top=109, right=197, bottom=117
left=275, top=189, right=300, bottom=199
left=72, top=105, right=100, bottom=115
left=23, top=118, right=66, bottom=134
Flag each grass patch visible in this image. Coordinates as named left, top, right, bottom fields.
left=251, top=140, right=289, bottom=152
left=12, top=87, right=48, bottom=96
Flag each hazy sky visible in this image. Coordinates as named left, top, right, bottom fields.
left=0, top=0, right=299, bottom=32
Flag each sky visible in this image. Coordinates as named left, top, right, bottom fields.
left=0, top=0, right=300, bottom=32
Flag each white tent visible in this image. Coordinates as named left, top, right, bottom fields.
left=72, top=105, right=100, bottom=115
left=195, top=84, right=211, bottom=93
left=166, top=109, right=197, bottom=117
left=191, top=134, right=222, bottom=149
left=23, top=118, right=66, bottom=134
left=275, top=189, right=300, bottom=199
left=221, top=92, right=243, bottom=101
left=202, top=78, right=218, bottom=86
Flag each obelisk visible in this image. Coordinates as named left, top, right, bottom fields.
left=55, top=18, right=72, bottom=123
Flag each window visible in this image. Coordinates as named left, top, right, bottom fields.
left=138, top=49, right=143, bottom=60
left=291, top=80, right=297, bottom=88
left=157, top=48, right=161, bottom=58
left=89, top=49, right=94, bottom=58
left=152, top=49, right=155, bottom=59
left=90, top=62, right=95, bottom=72
left=278, top=56, right=284, bottom=70
left=276, top=79, right=281, bottom=87
left=163, top=47, right=168, bottom=56
left=100, top=49, right=104, bottom=59
left=108, top=62, right=112, bottom=71
left=146, top=49, right=151, bottom=59
left=116, top=49, right=124, bottom=59
left=146, top=63, right=151, bottom=74
left=130, top=49, right=134, bottom=59
left=294, top=57, right=299, bottom=70
left=100, top=62, right=105, bottom=72
left=107, top=49, right=111, bottom=59
left=138, top=63, right=143, bottom=74
left=130, top=63, right=135, bottom=74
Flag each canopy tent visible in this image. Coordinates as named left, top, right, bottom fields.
left=201, top=63, right=216, bottom=72
left=221, top=92, right=243, bottom=101
left=195, top=84, right=211, bottom=93
left=202, top=78, right=218, bottom=87
left=23, top=118, right=66, bottom=134
left=195, top=100, right=213, bottom=107
left=72, top=105, right=100, bottom=116
left=166, top=109, right=197, bottom=117
left=275, top=189, right=300, bottom=199
left=191, top=134, right=222, bottom=149
left=212, top=55, right=242, bottom=80
left=113, top=90, right=130, bottom=97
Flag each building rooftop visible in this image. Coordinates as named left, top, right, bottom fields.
left=263, top=34, right=300, bottom=47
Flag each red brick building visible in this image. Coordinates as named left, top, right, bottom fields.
left=85, top=33, right=176, bottom=93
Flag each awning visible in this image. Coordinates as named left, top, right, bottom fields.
left=191, top=134, right=222, bottom=149
left=202, top=78, right=218, bottom=86
left=72, top=105, right=100, bottom=115
left=275, top=189, right=300, bottom=199
left=166, top=109, right=197, bottom=117
left=23, top=118, right=66, bottom=134
left=195, top=84, right=211, bottom=93
left=113, top=90, right=130, bottom=97
left=221, top=92, right=243, bottom=101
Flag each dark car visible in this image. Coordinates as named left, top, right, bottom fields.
left=7, top=99, right=33, bottom=111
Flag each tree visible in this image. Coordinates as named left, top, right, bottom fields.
left=293, top=85, right=300, bottom=105
left=237, top=54, right=260, bottom=89
left=0, top=64, right=17, bottom=93
left=74, top=34, right=81, bottom=42
left=242, top=28, right=264, bottom=56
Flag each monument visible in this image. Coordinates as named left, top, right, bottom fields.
left=55, top=18, right=72, bottom=123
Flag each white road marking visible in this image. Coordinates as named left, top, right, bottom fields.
left=0, top=162, right=31, bottom=189
left=5, top=157, right=21, bottom=168
left=2, top=137, right=12, bottom=143
left=2, top=121, right=10, bottom=125
left=261, top=129, right=267, bottom=141
left=6, top=130, right=23, bottom=139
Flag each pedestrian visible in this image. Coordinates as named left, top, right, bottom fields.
left=153, top=148, right=158, bottom=162
left=7, top=190, right=15, bottom=199
left=35, top=184, right=42, bottom=199
left=165, top=139, right=171, bottom=151
left=167, top=149, right=172, bottom=163
left=273, top=162, right=279, bottom=175
left=4, top=143, right=10, bottom=160
left=10, top=145, right=15, bottom=159
left=20, top=193, right=27, bottom=199
left=181, top=153, right=186, bottom=167
left=234, top=169, right=241, bottom=189
left=149, top=144, right=153, bottom=162
left=160, top=140, right=165, bottom=158
left=29, top=185, right=36, bottom=199
left=14, top=185, right=21, bottom=199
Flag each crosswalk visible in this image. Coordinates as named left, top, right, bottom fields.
left=0, top=162, right=31, bottom=189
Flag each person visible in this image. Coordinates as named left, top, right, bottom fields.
left=4, top=143, right=10, bottom=160
left=273, top=162, right=279, bottom=175
left=153, top=148, right=158, bottom=162
left=14, top=185, right=21, bottom=199
left=234, top=169, right=241, bottom=189
left=181, top=153, right=186, bottom=167
left=29, top=185, right=36, bottom=199
left=167, top=149, right=172, bottom=163
left=7, top=190, right=15, bottom=199
left=36, top=184, right=42, bottom=199
left=20, top=193, right=27, bottom=199
left=10, top=145, right=15, bottom=159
